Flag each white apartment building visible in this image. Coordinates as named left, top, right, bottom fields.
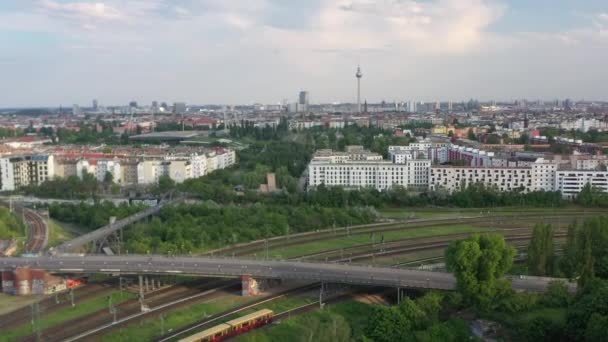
left=555, top=170, right=608, bottom=200
left=189, top=154, right=208, bottom=178
left=308, top=147, right=430, bottom=191
left=531, top=159, right=558, bottom=192
left=139, top=160, right=164, bottom=185
left=575, top=157, right=608, bottom=171
left=168, top=160, right=192, bottom=184
left=389, top=141, right=449, bottom=164
left=0, top=155, right=54, bottom=191
left=76, top=160, right=97, bottom=179
left=309, top=160, right=431, bottom=191
left=429, top=166, right=533, bottom=193
left=95, top=160, right=122, bottom=184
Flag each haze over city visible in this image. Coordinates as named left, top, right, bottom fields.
left=1, top=0, right=608, bottom=107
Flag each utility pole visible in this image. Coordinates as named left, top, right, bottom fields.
left=160, top=313, right=165, bottom=335
left=31, top=302, right=41, bottom=342
left=319, top=282, right=324, bottom=310
left=69, top=288, right=75, bottom=307
left=108, top=295, right=112, bottom=313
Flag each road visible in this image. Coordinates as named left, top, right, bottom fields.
left=0, top=255, right=575, bottom=293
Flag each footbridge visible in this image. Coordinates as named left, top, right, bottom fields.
left=51, top=197, right=182, bottom=254
left=1, top=255, right=575, bottom=293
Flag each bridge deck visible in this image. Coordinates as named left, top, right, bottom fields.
left=1, top=255, right=575, bottom=293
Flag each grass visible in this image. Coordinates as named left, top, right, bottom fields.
left=0, top=291, right=137, bottom=342
left=377, top=206, right=592, bottom=220
left=47, top=219, right=74, bottom=247
left=101, top=292, right=318, bottom=342
left=101, top=293, right=255, bottom=342
left=0, top=293, right=44, bottom=316
left=234, top=301, right=375, bottom=342
left=262, top=225, right=491, bottom=260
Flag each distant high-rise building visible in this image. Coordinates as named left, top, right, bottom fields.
left=129, top=101, right=138, bottom=108
left=299, top=91, right=309, bottom=106
left=73, top=104, right=82, bottom=116
left=173, top=102, right=187, bottom=114
left=407, top=101, right=417, bottom=113
left=448, top=101, right=453, bottom=112
left=356, top=65, right=363, bottom=113
left=92, top=99, right=98, bottom=110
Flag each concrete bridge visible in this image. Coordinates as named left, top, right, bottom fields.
left=0, top=255, right=576, bottom=293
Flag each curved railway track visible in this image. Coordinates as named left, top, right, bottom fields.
left=23, top=208, right=48, bottom=253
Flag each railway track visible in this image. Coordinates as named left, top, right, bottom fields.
left=0, top=280, right=118, bottom=330
left=23, top=208, right=48, bottom=253
left=154, top=283, right=321, bottom=342
left=207, top=210, right=599, bottom=257
left=18, top=210, right=597, bottom=341
left=20, top=278, right=237, bottom=342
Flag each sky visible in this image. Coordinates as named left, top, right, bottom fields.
left=0, top=0, right=607, bottom=107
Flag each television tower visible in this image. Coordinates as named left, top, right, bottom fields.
left=356, top=65, right=363, bottom=113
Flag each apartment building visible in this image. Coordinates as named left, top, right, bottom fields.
left=95, top=160, right=122, bottom=184
left=555, top=170, right=608, bottom=200
left=0, top=155, right=54, bottom=191
left=308, top=147, right=430, bottom=191
left=389, top=140, right=449, bottom=164
left=447, top=145, right=496, bottom=167
left=429, top=166, right=533, bottom=193
left=168, top=160, right=192, bottom=184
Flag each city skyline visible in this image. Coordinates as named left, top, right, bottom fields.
left=0, top=0, right=607, bottom=107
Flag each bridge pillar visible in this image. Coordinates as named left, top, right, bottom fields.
left=241, top=275, right=260, bottom=297
left=138, top=275, right=144, bottom=301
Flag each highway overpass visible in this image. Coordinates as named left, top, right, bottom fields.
left=0, top=255, right=575, bottom=293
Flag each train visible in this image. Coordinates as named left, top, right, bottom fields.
left=179, top=309, right=274, bottom=342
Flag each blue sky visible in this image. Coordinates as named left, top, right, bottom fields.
left=0, top=0, right=607, bottom=107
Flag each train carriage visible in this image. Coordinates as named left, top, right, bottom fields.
left=178, top=309, right=274, bottom=342
left=179, top=324, right=231, bottom=342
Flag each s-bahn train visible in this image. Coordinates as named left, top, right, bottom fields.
left=179, top=309, right=274, bottom=342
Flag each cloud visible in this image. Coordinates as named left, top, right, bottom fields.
left=1, top=0, right=608, bottom=106
left=39, top=0, right=124, bottom=21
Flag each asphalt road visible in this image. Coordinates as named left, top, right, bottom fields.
left=0, top=255, right=575, bottom=293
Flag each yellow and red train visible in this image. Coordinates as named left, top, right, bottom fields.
left=179, top=309, right=274, bottom=342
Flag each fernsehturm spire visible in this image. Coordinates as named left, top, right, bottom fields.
left=356, top=65, right=362, bottom=113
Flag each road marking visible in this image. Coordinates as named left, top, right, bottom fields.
left=166, top=270, right=183, bottom=273
left=100, top=269, right=121, bottom=272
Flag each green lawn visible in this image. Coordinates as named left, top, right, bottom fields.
left=47, top=219, right=74, bottom=247
left=378, top=206, right=591, bottom=220
left=262, top=225, right=492, bottom=260
left=0, top=291, right=136, bottom=342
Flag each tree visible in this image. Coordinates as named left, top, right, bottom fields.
left=527, top=223, right=555, bottom=276
left=445, top=234, right=516, bottom=310
left=103, top=171, right=114, bottom=184
left=486, top=135, right=500, bottom=144
left=559, top=223, right=579, bottom=278
left=586, top=314, right=608, bottom=342
left=157, top=175, right=176, bottom=194
left=467, top=129, right=476, bottom=141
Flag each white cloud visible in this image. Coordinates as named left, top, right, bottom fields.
left=39, top=0, right=124, bottom=21
left=1, top=0, right=608, bottom=106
